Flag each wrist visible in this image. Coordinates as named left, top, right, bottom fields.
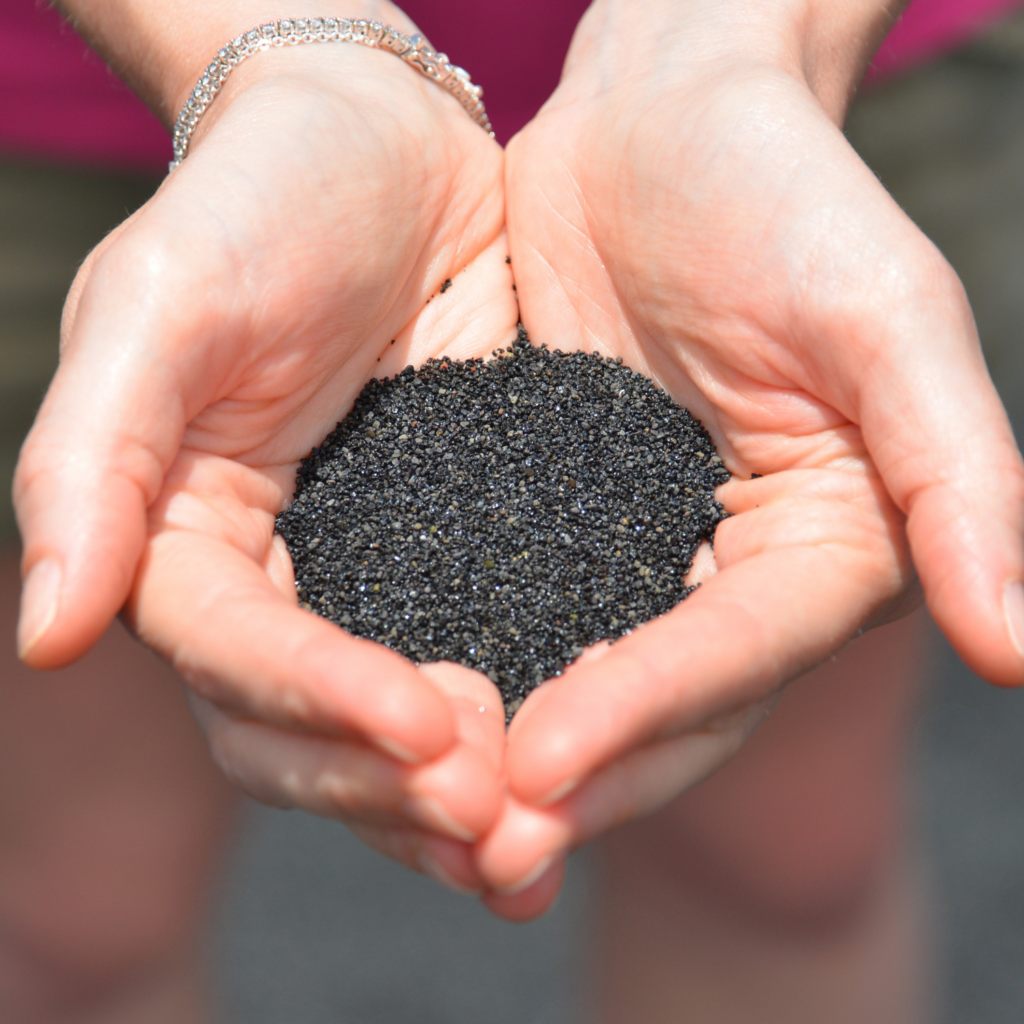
left=563, top=0, right=908, bottom=123
left=170, top=18, right=491, bottom=168
left=790, top=0, right=912, bottom=118
left=56, top=0, right=420, bottom=127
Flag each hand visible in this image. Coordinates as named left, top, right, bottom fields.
left=484, top=0, right=1024, bottom=916
left=14, top=18, right=518, bottom=890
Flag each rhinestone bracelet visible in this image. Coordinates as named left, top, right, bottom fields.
left=169, top=17, right=492, bottom=171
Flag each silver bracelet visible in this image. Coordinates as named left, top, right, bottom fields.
left=169, top=17, right=492, bottom=171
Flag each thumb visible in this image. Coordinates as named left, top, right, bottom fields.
left=14, top=238, right=188, bottom=667
left=859, top=266, right=1024, bottom=686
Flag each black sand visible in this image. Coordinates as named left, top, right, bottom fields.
left=275, top=328, right=730, bottom=718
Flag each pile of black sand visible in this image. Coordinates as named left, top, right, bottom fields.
left=275, top=327, right=730, bottom=719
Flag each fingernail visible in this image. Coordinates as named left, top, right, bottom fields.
left=494, top=853, right=555, bottom=895
left=417, top=850, right=480, bottom=895
left=539, top=778, right=578, bottom=807
left=1004, top=581, right=1024, bottom=659
left=372, top=734, right=423, bottom=765
left=17, top=559, right=62, bottom=659
left=404, top=795, right=477, bottom=842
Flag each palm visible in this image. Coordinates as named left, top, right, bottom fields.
left=160, top=69, right=509, bottom=465
left=475, top=59, right=1017, bottom=914
left=509, top=68, right=913, bottom=469
left=17, top=52, right=519, bottom=885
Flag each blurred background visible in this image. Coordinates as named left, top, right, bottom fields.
left=4, top=7, right=1024, bottom=1024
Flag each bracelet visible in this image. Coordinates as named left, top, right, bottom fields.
left=169, top=17, right=492, bottom=171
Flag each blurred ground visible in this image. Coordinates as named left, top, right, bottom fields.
left=917, top=626, right=1024, bottom=1023
left=213, top=809, right=592, bottom=1024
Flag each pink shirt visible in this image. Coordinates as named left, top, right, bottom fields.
left=0, top=0, right=1019, bottom=171
left=869, top=0, right=1023, bottom=79
left=0, top=0, right=171, bottom=170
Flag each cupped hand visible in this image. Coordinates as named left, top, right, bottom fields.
left=14, top=39, right=518, bottom=888
left=485, top=1, right=1024, bottom=915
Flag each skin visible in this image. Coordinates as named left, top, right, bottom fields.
left=13, top=0, right=1024, bottom=921
left=479, top=0, right=1024, bottom=909
left=18, top=0, right=517, bottom=892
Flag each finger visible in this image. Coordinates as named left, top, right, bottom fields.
left=682, top=539, right=717, bottom=586
left=18, top=201, right=248, bottom=676
left=851, top=269, right=1024, bottom=685
left=130, top=459, right=458, bottom=762
left=137, top=532, right=457, bottom=762
left=480, top=856, right=567, bottom=922
left=506, top=468, right=909, bottom=804
left=418, top=661, right=507, bottom=772
left=14, top=333, right=183, bottom=668
left=13, top=202, right=230, bottom=668
left=191, top=696, right=499, bottom=839
left=345, top=822, right=485, bottom=895
left=264, top=533, right=297, bottom=601
left=473, top=703, right=766, bottom=896
left=552, top=702, right=770, bottom=844
left=474, top=797, right=573, bottom=896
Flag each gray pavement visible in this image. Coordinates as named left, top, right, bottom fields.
left=918, top=630, right=1024, bottom=1023
left=214, top=809, right=591, bottom=1024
